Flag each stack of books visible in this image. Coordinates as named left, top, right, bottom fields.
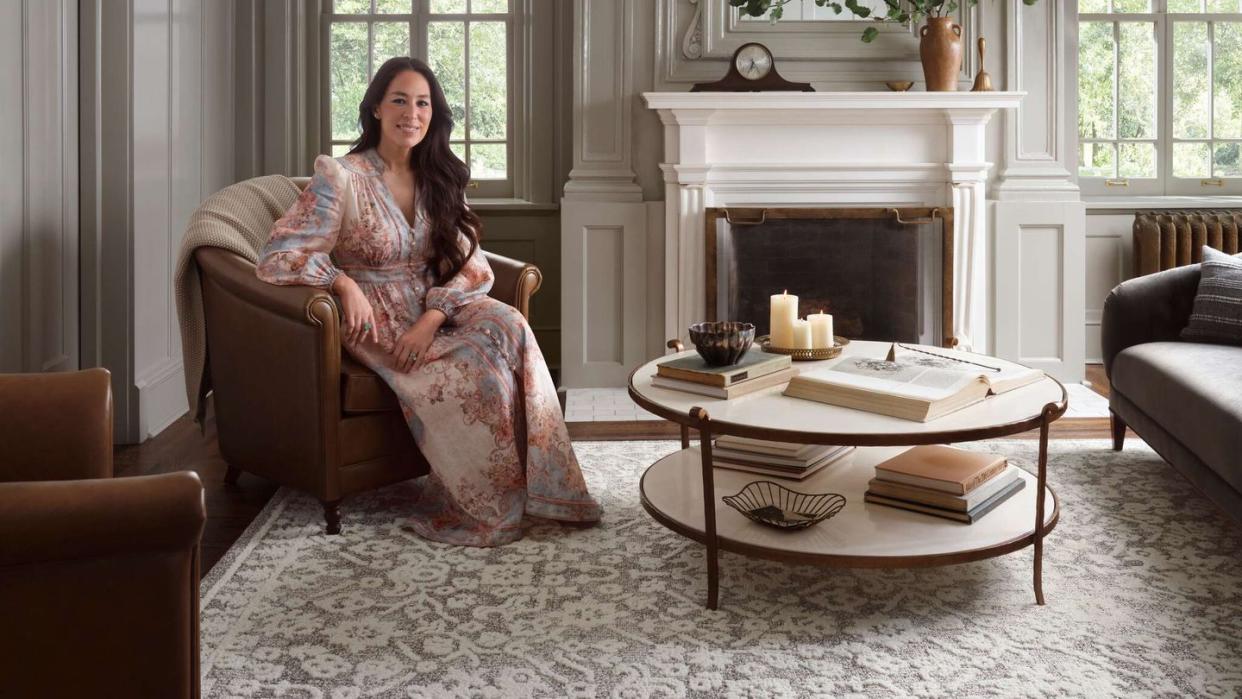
left=652, top=348, right=797, bottom=399
left=712, top=435, right=854, bottom=480
left=863, top=445, right=1025, bottom=523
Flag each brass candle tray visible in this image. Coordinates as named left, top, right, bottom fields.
left=757, top=335, right=849, bottom=361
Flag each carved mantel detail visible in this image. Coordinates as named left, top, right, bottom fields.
left=682, top=0, right=702, bottom=59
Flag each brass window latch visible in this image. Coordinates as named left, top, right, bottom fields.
left=1201, top=178, right=1225, bottom=187
left=1105, top=178, right=1129, bottom=188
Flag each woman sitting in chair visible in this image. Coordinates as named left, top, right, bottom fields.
left=256, top=57, right=601, bottom=546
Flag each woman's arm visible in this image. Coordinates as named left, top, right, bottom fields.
left=424, top=231, right=495, bottom=321
left=256, top=154, right=347, bottom=289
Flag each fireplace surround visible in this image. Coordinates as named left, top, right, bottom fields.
left=645, top=90, right=1023, bottom=357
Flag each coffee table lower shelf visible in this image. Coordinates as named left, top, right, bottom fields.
left=640, top=446, right=1058, bottom=604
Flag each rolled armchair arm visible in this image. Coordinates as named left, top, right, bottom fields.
left=484, top=250, right=542, bottom=319
left=1101, top=263, right=1202, bottom=378
left=0, top=471, right=205, bottom=566
left=0, top=368, right=112, bottom=483
left=195, top=247, right=337, bottom=325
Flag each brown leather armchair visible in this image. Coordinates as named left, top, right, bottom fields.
left=195, top=232, right=544, bottom=535
left=0, top=369, right=206, bottom=699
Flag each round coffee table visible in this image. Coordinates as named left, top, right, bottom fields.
left=628, top=339, right=1067, bottom=610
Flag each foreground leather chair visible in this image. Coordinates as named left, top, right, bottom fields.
left=0, top=369, right=205, bottom=699
left=195, top=177, right=544, bottom=534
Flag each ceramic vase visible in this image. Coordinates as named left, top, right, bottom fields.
left=919, top=17, right=963, bottom=92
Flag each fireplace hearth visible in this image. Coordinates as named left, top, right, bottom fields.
left=706, top=207, right=952, bottom=347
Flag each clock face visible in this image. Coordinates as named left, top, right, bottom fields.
left=735, top=43, right=773, bottom=81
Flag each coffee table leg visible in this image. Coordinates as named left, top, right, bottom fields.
left=692, top=407, right=719, bottom=610
left=1033, top=404, right=1054, bottom=605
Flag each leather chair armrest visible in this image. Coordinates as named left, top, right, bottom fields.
left=484, top=250, right=542, bottom=319
left=0, top=368, right=113, bottom=483
left=1101, top=263, right=1202, bottom=378
left=0, top=471, right=205, bottom=566
left=195, top=247, right=338, bottom=325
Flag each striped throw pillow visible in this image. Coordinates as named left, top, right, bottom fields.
left=1181, top=247, right=1242, bottom=345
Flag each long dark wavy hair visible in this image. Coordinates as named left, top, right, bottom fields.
left=349, top=57, right=481, bottom=285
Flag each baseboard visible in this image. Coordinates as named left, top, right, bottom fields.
left=135, top=358, right=189, bottom=441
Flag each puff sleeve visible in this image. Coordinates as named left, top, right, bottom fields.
left=256, top=155, right=347, bottom=289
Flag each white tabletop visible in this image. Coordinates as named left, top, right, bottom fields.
left=641, top=446, right=1057, bottom=563
left=629, top=340, right=1066, bottom=443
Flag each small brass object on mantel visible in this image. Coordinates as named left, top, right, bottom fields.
left=971, top=37, right=994, bottom=92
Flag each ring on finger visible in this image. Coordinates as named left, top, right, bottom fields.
left=362, top=321, right=373, bottom=332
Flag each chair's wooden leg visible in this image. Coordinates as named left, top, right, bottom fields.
left=224, top=464, right=242, bottom=486
left=322, top=499, right=342, bottom=535
left=1110, top=410, right=1126, bottom=452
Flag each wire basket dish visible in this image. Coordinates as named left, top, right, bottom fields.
left=721, top=481, right=847, bottom=531
left=757, top=335, right=850, bottom=361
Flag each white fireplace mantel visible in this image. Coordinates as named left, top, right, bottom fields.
left=643, top=91, right=1024, bottom=354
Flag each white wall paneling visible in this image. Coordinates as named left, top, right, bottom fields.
left=83, top=0, right=236, bottom=442
left=0, top=0, right=78, bottom=374
left=561, top=202, right=648, bottom=386
left=563, top=0, right=642, bottom=202
left=1084, top=212, right=1131, bottom=363
left=991, top=0, right=1085, bottom=381
left=993, top=203, right=1085, bottom=378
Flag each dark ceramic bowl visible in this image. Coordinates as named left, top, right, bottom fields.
left=688, top=321, right=755, bottom=366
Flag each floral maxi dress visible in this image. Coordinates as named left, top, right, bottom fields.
left=257, top=150, right=601, bottom=546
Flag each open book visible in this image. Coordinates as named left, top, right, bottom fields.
left=782, top=345, right=1045, bottom=422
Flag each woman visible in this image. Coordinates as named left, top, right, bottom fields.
left=256, top=57, right=601, bottom=546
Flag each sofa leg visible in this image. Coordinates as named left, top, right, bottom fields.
left=1110, top=410, right=1126, bottom=451
left=224, top=464, right=242, bottom=486
left=322, top=499, right=342, bottom=535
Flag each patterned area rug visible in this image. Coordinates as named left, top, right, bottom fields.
left=201, top=440, right=1242, bottom=698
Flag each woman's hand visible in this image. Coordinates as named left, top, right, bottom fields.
left=392, top=310, right=447, bottom=372
left=332, top=274, right=379, bottom=346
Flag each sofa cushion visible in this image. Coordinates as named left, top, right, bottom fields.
left=1181, top=247, right=1242, bottom=345
left=341, top=355, right=400, bottom=414
left=1112, top=341, right=1242, bottom=495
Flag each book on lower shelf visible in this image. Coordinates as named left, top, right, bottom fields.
left=781, top=344, right=1044, bottom=422
left=656, top=349, right=792, bottom=387
left=651, top=366, right=799, bottom=399
left=709, top=437, right=855, bottom=481
left=862, top=444, right=1023, bottom=523
left=872, top=444, right=1009, bottom=495
left=864, top=478, right=1025, bottom=523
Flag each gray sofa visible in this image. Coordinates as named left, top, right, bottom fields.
left=1102, top=260, right=1242, bottom=524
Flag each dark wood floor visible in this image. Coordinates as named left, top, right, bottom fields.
left=117, top=365, right=1122, bottom=575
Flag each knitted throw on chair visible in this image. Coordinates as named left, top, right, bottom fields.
left=174, top=175, right=301, bottom=424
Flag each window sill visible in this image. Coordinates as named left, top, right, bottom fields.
left=1084, top=195, right=1242, bottom=211
left=468, top=199, right=560, bottom=212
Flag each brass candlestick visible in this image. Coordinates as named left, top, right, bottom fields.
left=971, top=37, right=994, bottom=92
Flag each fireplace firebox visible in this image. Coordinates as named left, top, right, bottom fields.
left=705, top=207, right=953, bottom=347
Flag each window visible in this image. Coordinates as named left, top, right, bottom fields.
left=1078, top=1, right=1242, bottom=195
left=324, top=0, right=514, bottom=198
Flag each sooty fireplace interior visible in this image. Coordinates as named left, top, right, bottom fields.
left=705, top=208, right=952, bottom=347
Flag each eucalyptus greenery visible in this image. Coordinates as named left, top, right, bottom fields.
left=728, top=0, right=1039, bottom=43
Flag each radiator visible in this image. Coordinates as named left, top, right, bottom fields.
left=1133, top=210, right=1242, bottom=277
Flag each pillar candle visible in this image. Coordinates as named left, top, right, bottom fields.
left=807, top=311, right=834, bottom=349
left=769, top=291, right=798, bottom=348
left=791, top=319, right=812, bottom=349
